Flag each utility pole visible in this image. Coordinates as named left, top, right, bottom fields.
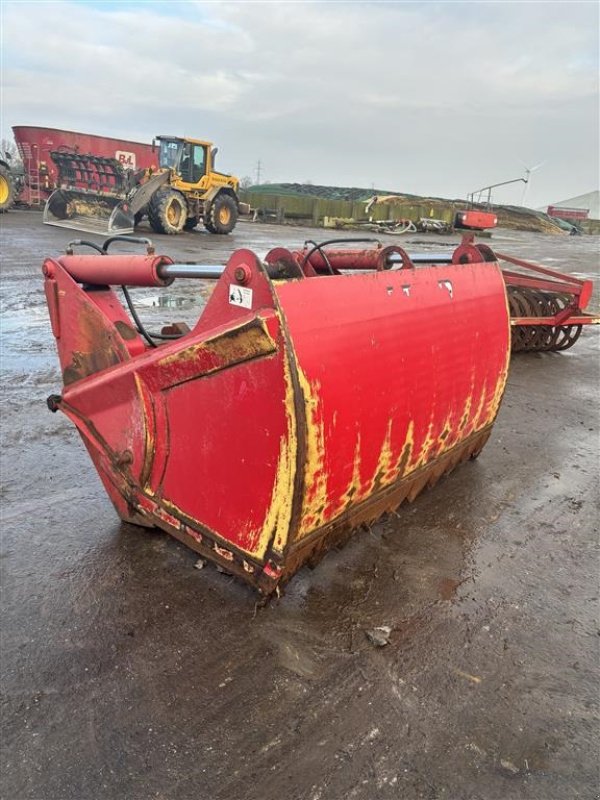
left=255, top=159, right=262, bottom=185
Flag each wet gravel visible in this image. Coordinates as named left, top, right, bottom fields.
left=1, top=210, right=599, bottom=800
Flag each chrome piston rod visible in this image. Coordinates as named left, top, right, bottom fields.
left=160, top=264, right=227, bottom=279
left=159, top=252, right=454, bottom=280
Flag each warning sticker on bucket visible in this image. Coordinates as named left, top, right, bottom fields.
left=229, top=285, right=253, bottom=309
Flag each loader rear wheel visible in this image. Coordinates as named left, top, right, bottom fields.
left=0, top=165, right=15, bottom=212
left=206, top=194, right=237, bottom=235
left=148, top=189, right=188, bottom=235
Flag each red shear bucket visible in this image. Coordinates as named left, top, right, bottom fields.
left=43, top=241, right=510, bottom=594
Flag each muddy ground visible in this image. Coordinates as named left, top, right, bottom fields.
left=1, top=210, right=599, bottom=800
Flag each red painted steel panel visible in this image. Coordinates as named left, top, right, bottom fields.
left=455, top=210, right=498, bottom=230
left=158, top=336, right=289, bottom=556
left=276, top=263, right=509, bottom=540
left=13, top=125, right=156, bottom=201
left=547, top=206, right=588, bottom=220
left=43, top=245, right=511, bottom=593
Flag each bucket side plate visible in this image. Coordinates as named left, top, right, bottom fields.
left=275, top=260, right=510, bottom=565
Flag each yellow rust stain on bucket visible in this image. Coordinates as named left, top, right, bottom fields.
left=296, top=366, right=328, bottom=538
left=395, top=420, right=415, bottom=478
left=259, top=354, right=298, bottom=557
left=157, top=320, right=276, bottom=372
left=472, top=304, right=510, bottom=430
left=332, top=419, right=416, bottom=520
left=486, top=352, right=510, bottom=424
left=472, top=381, right=489, bottom=431
left=437, top=417, right=452, bottom=448
left=341, top=435, right=364, bottom=508
left=374, top=420, right=395, bottom=487
left=471, top=366, right=507, bottom=434
left=459, top=392, right=473, bottom=431
left=360, top=419, right=398, bottom=499
left=414, top=417, right=437, bottom=469
left=134, top=373, right=155, bottom=489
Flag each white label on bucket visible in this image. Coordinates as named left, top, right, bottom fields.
left=229, top=285, right=253, bottom=309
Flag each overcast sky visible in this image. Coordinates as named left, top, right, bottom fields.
left=2, top=0, right=598, bottom=208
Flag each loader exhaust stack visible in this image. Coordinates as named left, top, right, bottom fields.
left=42, top=236, right=516, bottom=594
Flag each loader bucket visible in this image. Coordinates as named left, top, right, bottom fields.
left=42, top=241, right=510, bottom=594
left=43, top=189, right=135, bottom=236
left=43, top=151, right=135, bottom=235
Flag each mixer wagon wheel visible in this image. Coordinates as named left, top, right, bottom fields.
left=147, top=189, right=188, bottom=235
left=0, top=164, right=15, bottom=212
left=206, top=193, right=237, bottom=234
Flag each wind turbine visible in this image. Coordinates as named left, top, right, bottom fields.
left=519, top=160, right=546, bottom=207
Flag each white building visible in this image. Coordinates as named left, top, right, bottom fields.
left=543, top=190, right=600, bottom=220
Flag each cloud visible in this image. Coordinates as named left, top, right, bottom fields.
left=2, top=0, right=598, bottom=206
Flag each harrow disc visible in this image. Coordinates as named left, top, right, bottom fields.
left=507, top=286, right=583, bottom=353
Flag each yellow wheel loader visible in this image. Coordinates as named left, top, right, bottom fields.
left=43, top=136, right=250, bottom=236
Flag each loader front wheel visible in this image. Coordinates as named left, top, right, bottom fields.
left=0, top=165, right=15, bottom=212
left=206, top=194, right=237, bottom=235
left=148, top=189, right=187, bottom=235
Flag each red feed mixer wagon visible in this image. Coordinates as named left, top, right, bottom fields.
left=41, top=235, right=598, bottom=594
left=12, top=125, right=156, bottom=205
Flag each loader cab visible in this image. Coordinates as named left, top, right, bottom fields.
left=156, top=137, right=208, bottom=186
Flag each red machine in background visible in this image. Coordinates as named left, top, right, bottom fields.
left=546, top=206, right=589, bottom=221
left=454, top=209, right=498, bottom=230
left=12, top=125, right=156, bottom=206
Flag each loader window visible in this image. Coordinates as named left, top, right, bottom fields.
left=178, top=143, right=205, bottom=183
left=192, top=146, right=206, bottom=182
left=158, top=139, right=181, bottom=170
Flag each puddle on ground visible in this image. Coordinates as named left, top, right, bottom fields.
left=134, top=294, right=203, bottom=309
